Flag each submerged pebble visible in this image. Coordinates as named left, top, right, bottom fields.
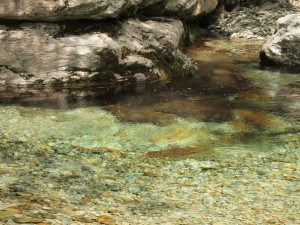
left=0, top=38, right=299, bottom=225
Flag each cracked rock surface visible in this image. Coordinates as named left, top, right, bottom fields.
left=0, top=0, right=218, bottom=21
left=209, top=0, right=300, bottom=39
left=0, top=0, right=217, bottom=87
left=260, top=13, right=300, bottom=67
left=0, top=18, right=196, bottom=87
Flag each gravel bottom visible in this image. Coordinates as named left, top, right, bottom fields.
left=0, top=106, right=299, bottom=225
left=0, top=36, right=299, bottom=224
left=0, top=141, right=299, bottom=225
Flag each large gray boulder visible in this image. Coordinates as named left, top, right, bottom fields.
left=260, top=14, right=300, bottom=67
left=140, top=0, right=218, bottom=20
left=0, top=0, right=218, bottom=21
left=0, top=0, right=139, bottom=21
left=0, top=19, right=196, bottom=87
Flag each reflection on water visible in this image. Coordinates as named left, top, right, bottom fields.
left=0, top=38, right=299, bottom=224
left=0, top=38, right=299, bottom=159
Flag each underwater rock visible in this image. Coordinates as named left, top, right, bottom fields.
left=96, top=215, right=116, bottom=225
left=260, top=14, right=300, bottom=66
left=146, top=146, right=217, bottom=159
left=147, top=147, right=200, bottom=158
left=13, top=217, right=44, bottom=223
left=275, top=81, right=300, bottom=122
left=105, top=104, right=177, bottom=125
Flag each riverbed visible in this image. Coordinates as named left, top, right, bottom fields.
left=0, top=38, right=299, bottom=224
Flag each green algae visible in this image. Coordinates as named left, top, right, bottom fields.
left=0, top=101, right=298, bottom=161
left=0, top=106, right=225, bottom=152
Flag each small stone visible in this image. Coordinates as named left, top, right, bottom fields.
left=128, top=185, right=141, bottom=194
left=0, top=211, right=14, bottom=221
left=72, top=215, right=93, bottom=223
left=143, top=168, right=158, bottom=177
left=96, top=215, right=116, bottom=225
left=252, top=27, right=260, bottom=33
left=133, top=73, right=147, bottom=83
left=256, top=170, right=266, bottom=175
left=107, top=208, right=124, bottom=215
left=16, top=192, right=33, bottom=197
left=5, top=208, right=21, bottom=214
left=114, top=74, right=125, bottom=82
left=199, top=161, right=220, bottom=170
left=13, top=217, right=44, bottom=223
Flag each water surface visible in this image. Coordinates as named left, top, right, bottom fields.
left=1, top=38, right=298, bottom=159
left=0, top=38, right=299, bottom=224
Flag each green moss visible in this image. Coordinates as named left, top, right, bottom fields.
left=168, top=58, right=198, bottom=77
left=169, top=60, right=182, bottom=73
left=185, top=24, right=209, bottom=44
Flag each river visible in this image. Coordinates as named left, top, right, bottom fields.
left=0, top=38, right=299, bottom=224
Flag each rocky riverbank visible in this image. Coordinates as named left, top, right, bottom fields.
left=0, top=18, right=197, bottom=87
left=209, top=0, right=300, bottom=39
left=1, top=0, right=299, bottom=87
left=0, top=1, right=299, bottom=225
left=0, top=0, right=219, bottom=88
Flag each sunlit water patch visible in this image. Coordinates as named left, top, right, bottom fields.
left=0, top=38, right=299, bottom=160
left=0, top=38, right=299, bottom=224
left=0, top=105, right=238, bottom=156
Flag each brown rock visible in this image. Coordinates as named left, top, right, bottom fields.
left=72, top=215, right=94, bottom=223
left=0, top=211, right=14, bottom=221
left=5, top=208, right=21, bottom=214
left=147, top=147, right=199, bottom=158
left=13, top=217, right=44, bottom=223
left=96, top=215, right=116, bottom=225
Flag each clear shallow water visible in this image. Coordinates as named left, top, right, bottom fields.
left=0, top=38, right=299, bottom=160
left=0, top=38, right=299, bottom=224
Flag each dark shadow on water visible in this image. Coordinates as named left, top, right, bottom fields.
left=0, top=84, right=147, bottom=109
left=0, top=38, right=299, bottom=128
left=0, top=62, right=256, bottom=111
left=259, top=63, right=300, bottom=74
left=0, top=38, right=299, bottom=165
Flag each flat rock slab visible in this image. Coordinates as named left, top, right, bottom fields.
left=0, top=18, right=196, bottom=87
left=0, top=0, right=138, bottom=21
left=260, top=13, right=300, bottom=67
left=0, top=0, right=218, bottom=21
left=140, top=0, right=218, bottom=20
